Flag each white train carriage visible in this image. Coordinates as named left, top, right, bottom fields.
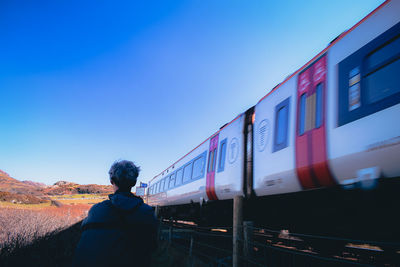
left=147, top=114, right=245, bottom=206
left=327, top=0, right=400, bottom=186
left=253, top=0, right=400, bottom=196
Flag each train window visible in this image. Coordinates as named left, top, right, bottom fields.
left=366, top=35, right=400, bottom=70
left=192, top=155, right=205, bottom=179
left=183, top=163, right=193, bottom=183
left=155, top=182, right=159, bottom=194
left=160, top=179, right=165, bottom=192
left=169, top=173, right=176, bottom=188
left=218, top=139, right=227, bottom=172
left=299, top=94, right=306, bottom=135
left=208, top=150, right=215, bottom=172
left=175, top=168, right=183, bottom=186
left=365, top=57, right=400, bottom=104
left=338, top=22, right=400, bottom=126
left=273, top=97, right=290, bottom=152
left=315, top=84, right=323, bottom=128
left=163, top=177, right=169, bottom=191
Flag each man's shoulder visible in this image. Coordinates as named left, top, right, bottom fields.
left=132, top=202, right=157, bottom=223
left=138, top=202, right=155, bottom=214
left=87, top=199, right=113, bottom=215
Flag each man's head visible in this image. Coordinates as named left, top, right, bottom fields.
left=108, top=160, right=140, bottom=192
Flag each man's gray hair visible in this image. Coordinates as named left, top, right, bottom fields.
left=109, top=160, right=140, bottom=190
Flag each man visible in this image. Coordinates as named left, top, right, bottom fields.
left=73, top=160, right=158, bottom=267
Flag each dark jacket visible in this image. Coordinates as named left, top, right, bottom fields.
left=73, top=190, right=158, bottom=267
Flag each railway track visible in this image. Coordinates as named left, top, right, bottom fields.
left=160, top=220, right=399, bottom=266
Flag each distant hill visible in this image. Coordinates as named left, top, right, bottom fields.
left=0, top=191, right=46, bottom=204
left=0, top=169, right=113, bottom=198
left=21, top=180, right=47, bottom=188
left=0, top=170, right=43, bottom=196
left=43, top=181, right=113, bottom=195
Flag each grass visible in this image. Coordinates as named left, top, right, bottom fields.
left=48, top=194, right=107, bottom=205
left=49, top=193, right=106, bottom=199
left=0, top=201, right=52, bottom=209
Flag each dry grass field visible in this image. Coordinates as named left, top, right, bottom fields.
left=0, top=194, right=103, bottom=260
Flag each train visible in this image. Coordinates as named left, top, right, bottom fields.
left=146, top=0, right=400, bottom=244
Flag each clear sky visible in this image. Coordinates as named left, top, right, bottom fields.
left=0, top=0, right=384, bottom=187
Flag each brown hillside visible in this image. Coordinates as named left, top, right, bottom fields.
left=21, top=180, right=47, bottom=188
left=43, top=182, right=113, bottom=195
left=0, top=169, right=113, bottom=196
left=0, top=170, right=43, bottom=195
left=0, top=191, right=46, bottom=204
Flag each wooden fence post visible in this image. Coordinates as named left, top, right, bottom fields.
left=233, top=196, right=243, bottom=267
left=243, top=221, right=254, bottom=266
left=189, top=234, right=194, bottom=256
left=168, top=226, right=173, bottom=244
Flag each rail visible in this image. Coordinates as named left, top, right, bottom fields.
left=157, top=220, right=399, bottom=267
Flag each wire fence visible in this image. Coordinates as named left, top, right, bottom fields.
left=158, top=221, right=399, bottom=267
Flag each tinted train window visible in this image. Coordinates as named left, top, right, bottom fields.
left=169, top=173, right=176, bottom=188
left=192, top=155, right=205, bottom=179
left=367, top=35, right=400, bottom=70
left=183, top=163, right=193, bottom=183
left=299, top=94, right=306, bottom=135
left=273, top=97, right=290, bottom=152
left=175, top=168, right=183, bottom=186
left=366, top=58, right=400, bottom=104
left=218, top=139, right=227, bottom=172
left=208, top=150, right=215, bottom=172
left=316, top=84, right=323, bottom=128
left=338, top=22, right=400, bottom=126
left=163, top=177, right=169, bottom=191
left=160, top=179, right=165, bottom=192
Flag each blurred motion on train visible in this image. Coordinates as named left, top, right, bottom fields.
left=146, top=0, right=400, bottom=243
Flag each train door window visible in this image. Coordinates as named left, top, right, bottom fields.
left=175, top=168, right=183, bottom=186
left=169, top=173, right=176, bottom=188
left=183, top=163, right=193, bottom=183
left=273, top=97, right=290, bottom=152
left=338, top=22, right=400, bottom=126
left=155, top=182, right=159, bottom=193
left=218, top=139, right=227, bottom=172
left=299, top=94, right=306, bottom=135
left=192, top=154, right=205, bottom=180
left=315, top=83, right=323, bottom=128
left=208, top=149, right=217, bottom=172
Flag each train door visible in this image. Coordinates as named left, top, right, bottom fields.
left=206, top=135, right=219, bottom=200
left=295, top=55, right=336, bottom=189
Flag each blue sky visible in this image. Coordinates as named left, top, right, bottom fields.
left=0, top=0, right=384, bottom=186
